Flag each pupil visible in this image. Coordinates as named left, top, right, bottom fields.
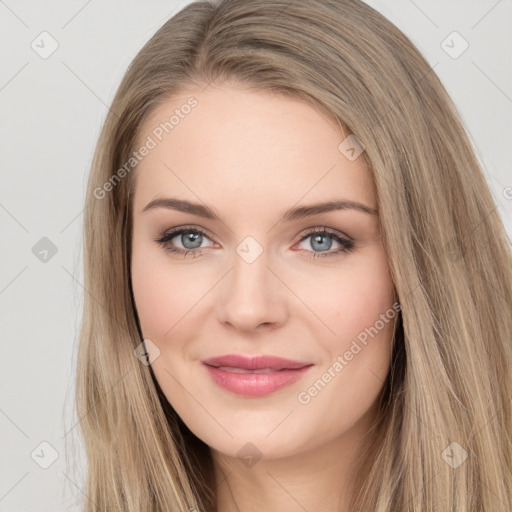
left=312, top=234, right=332, bottom=252
left=183, top=232, right=201, bottom=249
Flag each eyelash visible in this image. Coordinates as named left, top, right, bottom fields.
left=154, top=225, right=355, bottom=259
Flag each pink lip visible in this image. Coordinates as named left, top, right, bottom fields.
left=201, top=354, right=314, bottom=397
left=201, top=354, right=311, bottom=370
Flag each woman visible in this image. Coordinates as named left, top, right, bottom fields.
left=76, top=0, right=512, bottom=510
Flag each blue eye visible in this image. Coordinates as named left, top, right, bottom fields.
left=154, top=225, right=214, bottom=258
left=296, top=227, right=354, bottom=258
left=154, top=225, right=354, bottom=259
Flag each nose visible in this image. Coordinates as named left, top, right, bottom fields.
left=216, top=245, right=288, bottom=332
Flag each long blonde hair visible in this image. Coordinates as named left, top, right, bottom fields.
left=75, top=0, right=512, bottom=510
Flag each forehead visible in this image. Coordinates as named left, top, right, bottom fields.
left=132, top=84, right=376, bottom=214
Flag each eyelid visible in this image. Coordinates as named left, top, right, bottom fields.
left=157, top=224, right=217, bottom=243
left=295, top=225, right=353, bottom=242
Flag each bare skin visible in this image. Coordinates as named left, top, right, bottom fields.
left=130, top=81, right=397, bottom=512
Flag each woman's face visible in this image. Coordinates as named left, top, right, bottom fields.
left=130, top=83, right=397, bottom=464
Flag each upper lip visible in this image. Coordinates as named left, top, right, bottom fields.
left=201, top=354, right=312, bottom=370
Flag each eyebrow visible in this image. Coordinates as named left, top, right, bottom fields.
left=141, top=197, right=378, bottom=222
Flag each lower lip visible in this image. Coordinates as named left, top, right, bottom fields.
left=202, top=364, right=313, bottom=397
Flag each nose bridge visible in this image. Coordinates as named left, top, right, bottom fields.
left=217, top=234, right=286, bottom=329
left=233, top=239, right=269, bottom=290
left=230, top=235, right=273, bottom=301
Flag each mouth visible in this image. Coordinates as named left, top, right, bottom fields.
left=200, top=354, right=314, bottom=397
left=210, top=366, right=297, bottom=373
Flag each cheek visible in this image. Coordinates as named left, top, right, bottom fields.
left=293, top=246, right=396, bottom=411
left=130, top=237, right=204, bottom=339
left=297, top=247, right=395, bottom=349
left=296, top=248, right=396, bottom=422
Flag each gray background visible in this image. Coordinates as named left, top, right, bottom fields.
left=1, top=1, right=511, bottom=510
